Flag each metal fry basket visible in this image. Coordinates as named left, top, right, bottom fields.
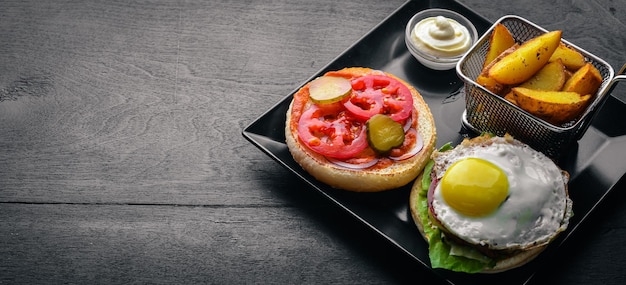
left=457, top=15, right=625, bottom=158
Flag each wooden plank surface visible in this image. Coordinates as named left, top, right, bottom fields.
left=1, top=0, right=625, bottom=284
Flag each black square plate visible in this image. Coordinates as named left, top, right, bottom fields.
left=243, top=0, right=626, bottom=284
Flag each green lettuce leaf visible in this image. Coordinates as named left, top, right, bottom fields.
left=427, top=230, right=490, bottom=273
left=418, top=158, right=495, bottom=273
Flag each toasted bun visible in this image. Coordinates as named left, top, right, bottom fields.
left=285, top=67, right=436, bottom=192
left=408, top=134, right=571, bottom=273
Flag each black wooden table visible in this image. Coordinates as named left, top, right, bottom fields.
left=2, top=0, right=625, bottom=284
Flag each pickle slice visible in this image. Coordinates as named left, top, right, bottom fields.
left=366, top=114, right=405, bottom=154
left=309, top=76, right=352, bottom=104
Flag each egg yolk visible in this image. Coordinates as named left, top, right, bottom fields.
left=441, top=157, right=509, bottom=217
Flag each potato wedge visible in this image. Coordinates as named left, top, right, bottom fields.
left=510, top=87, right=591, bottom=125
left=483, top=23, right=517, bottom=69
left=549, top=43, right=586, bottom=71
left=477, top=74, right=506, bottom=95
left=476, top=45, right=518, bottom=95
left=562, top=62, right=602, bottom=96
left=503, top=92, right=517, bottom=104
left=518, top=59, right=567, bottom=91
left=488, top=30, right=562, bottom=85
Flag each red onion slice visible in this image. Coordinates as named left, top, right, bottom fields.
left=389, top=130, right=423, bottom=161
left=427, top=175, right=438, bottom=216
left=403, top=116, right=412, bottom=132
left=327, top=156, right=380, bottom=169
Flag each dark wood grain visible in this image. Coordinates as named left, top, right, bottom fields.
left=1, top=0, right=625, bottom=284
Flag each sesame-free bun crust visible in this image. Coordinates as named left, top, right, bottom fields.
left=285, top=67, right=436, bottom=192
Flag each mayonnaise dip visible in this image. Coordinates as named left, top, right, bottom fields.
left=411, top=16, right=471, bottom=58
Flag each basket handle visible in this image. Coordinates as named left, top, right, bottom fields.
left=599, top=63, right=626, bottom=104
left=603, top=63, right=626, bottom=100
left=575, top=63, right=626, bottom=140
left=612, top=63, right=626, bottom=80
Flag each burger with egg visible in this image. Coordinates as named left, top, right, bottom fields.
left=409, top=133, right=573, bottom=273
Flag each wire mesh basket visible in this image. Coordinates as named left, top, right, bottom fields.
left=457, top=15, right=624, bottom=158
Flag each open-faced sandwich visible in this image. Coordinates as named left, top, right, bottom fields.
left=409, top=133, right=573, bottom=273
left=285, top=67, right=436, bottom=192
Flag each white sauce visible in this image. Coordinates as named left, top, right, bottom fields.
left=411, top=16, right=471, bottom=58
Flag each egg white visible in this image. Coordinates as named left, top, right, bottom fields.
left=431, top=137, right=572, bottom=250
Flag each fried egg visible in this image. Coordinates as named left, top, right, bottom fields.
left=430, top=135, right=572, bottom=250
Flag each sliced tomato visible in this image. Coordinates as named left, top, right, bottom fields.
left=343, top=75, right=414, bottom=123
left=297, top=103, right=368, bottom=159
